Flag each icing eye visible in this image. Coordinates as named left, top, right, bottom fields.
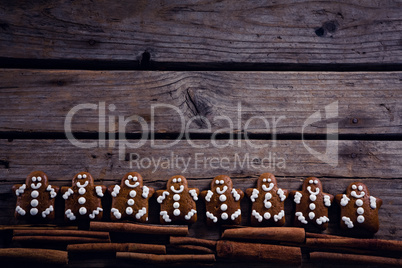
left=352, top=185, right=357, bottom=190
left=220, top=180, right=224, bottom=185
left=314, top=180, right=318, bottom=185
left=178, top=178, right=182, bottom=183
left=133, top=176, right=138, bottom=181
left=215, top=180, right=220, bottom=185
left=128, top=175, right=133, bottom=180
left=37, top=176, right=42, bottom=182
left=358, top=185, right=363, bottom=191
left=82, top=174, right=87, bottom=179
left=263, top=179, right=267, bottom=182
left=78, top=174, right=82, bottom=179
left=32, top=177, right=37, bottom=182
left=173, top=178, right=177, bottom=183
left=309, top=180, right=313, bottom=184
left=268, top=178, right=272, bottom=182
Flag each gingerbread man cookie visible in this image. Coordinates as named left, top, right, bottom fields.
left=246, top=173, right=288, bottom=226
left=336, top=182, right=382, bottom=233
left=201, top=175, right=244, bottom=225
left=13, top=171, right=59, bottom=220
left=61, top=172, right=106, bottom=222
left=155, top=175, right=199, bottom=224
left=291, top=177, right=333, bottom=230
left=108, top=172, right=154, bottom=222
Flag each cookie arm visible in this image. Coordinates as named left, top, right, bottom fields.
left=12, top=184, right=24, bottom=197
left=95, top=185, right=106, bottom=197
left=232, top=189, right=244, bottom=202
left=200, top=190, right=208, bottom=200
left=335, top=194, right=343, bottom=205
left=245, top=188, right=254, bottom=197
left=291, top=190, right=302, bottom=204
left=323, top=193, right=333, bottom=207
left=146, top=186, right=155, bottom=198
left=188, top=188, right=199, bottom=201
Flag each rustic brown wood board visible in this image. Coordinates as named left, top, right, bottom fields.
left=1, top=0, right=402, bottom=266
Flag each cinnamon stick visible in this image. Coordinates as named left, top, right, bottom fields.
left=0, top=248, right=68, bottom=264
left=217, top=240, right=301, bottom=266
left=13, top=236, right=110, bottom=244
left=305, top=232, right=344, bottom=239
left=169, top=236, right=217, bottom=249
left=0, top=224, right=78, bottom=230
left=222, top=227, right=305, bottom=244
left=116, top=252, right=216, bottom=264
left=14, top=229, right=110, bottom=239
left=90, top=222, right=188, bottom=236
left=309, top=252, right=402, bottom=267
left=305, top=238, right=402, bottom=254
left=169, top=245, right=214, bottom=254
left=67, top=243, right=166, bottom=254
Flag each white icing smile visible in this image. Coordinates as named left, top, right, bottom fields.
left=77, top=181, right=89, bottom=188
left=125, top=180, right=140, bottom=188
left=170, top=185, right=184, bottom=193
left=307, top=186, right=319, bottom=196
left=31, top=183, right=42, bottom=189
left=262, top=183, right=274, bottom=192
left=351, top=190, right=365, bottom=198
left=216, top=186, right=228, bottom=195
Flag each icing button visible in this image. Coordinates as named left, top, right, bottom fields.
left=173, top=209, right=180, bottom=216
left=264, top=212, right=271, bottom=219
left=357, top=215, right=365, bottom=223
left=265, top=192, right=272, bottom=200
left=173, top=202, right=180, bottom=209
left=173, top=194, right=180, bottom=201
left=30, top=199, right=39, bottom=207
left=221, top=212, right=228, bottom=220
left=309, top=203, right=316, bottom=210
left=129, top=190, right=136, bottom=198
left=219, top=195, right=227, bottom=202
left=31, top=190, right=39, bottom=198
left=356, top=199, right=363, bottom=207
left=79, top=207, right=87, bottom=215
left=357, top=207, right=364, bottom=215
left=126, top=207, right=133, bottom=215
left=79, top=188, right=86, bottom=195
left=30, top=208, right=38, bottom=216
left=78, top=197, right=86, bottom=205
left=127, top=199, right=135, bottom=206
left=309, top=195, right=317, bottom=202
left=264, top=201, right=272, bottom=209
left=309, top=212, right=315, bottom=220
left=220, top=204, right=228, bottom=211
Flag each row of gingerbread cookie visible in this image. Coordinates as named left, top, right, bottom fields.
left=13, top=171, right=382, bottom=234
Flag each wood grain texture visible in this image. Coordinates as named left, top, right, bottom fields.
left=0, top=0, right=401, bottom=65
left=0, top=70, right=400, bottom=135
left=0, top=139, right=401, bottom=240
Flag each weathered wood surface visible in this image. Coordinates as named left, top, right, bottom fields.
left=0, top=70, right=401, bottom=135
left=0, top=1, right=401, bottom=66
left=0, top=139, right=401, bottom=241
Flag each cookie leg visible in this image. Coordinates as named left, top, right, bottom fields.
left=89, top=207, right=103, bottom=219
left=111, top=208, right=122, bottom=220
left=206, top=211, right=218, bottom=223
left=42, top=205, right=54, bottom=218
left=273, top=210, right=285, bottom=222
left=295, top=212, right=308, bottom=224
left=184, top=209, right=197, bottom=221
left=65, top=209, right=76, bottom=221
left=136, top=207, right=147, bottom=221
left=231, top=209, right=241, bottom=221
left=160, top=211, right=172, bottom=223
left=252, top=209, right=263, bottom=222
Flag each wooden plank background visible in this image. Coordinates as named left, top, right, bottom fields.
left=0, top=0, right=401, bottom=267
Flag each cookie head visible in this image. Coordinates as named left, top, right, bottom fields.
left=72, top=172, right=94, bottom=187
left=211, top=175, right=232, bottom=194
left=167, top=175, right=188, bottom=194
left=346, top=182, right=370, bottom=199
left=257, top=173, right=277, bottom=192
left=122, top=172, right=143, bottom=189
left=26, top=171, right=48, bottom=190
left=302, top=177, right=323, bottom=194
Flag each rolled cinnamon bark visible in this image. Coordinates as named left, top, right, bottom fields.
left=222, top=227, right=305, bottom=244
left=67, top=243, right=166, bottom=254
left=116, top=252, right=216, bottom=264
left=305, top=238, right=402, bottom=254
left=217, top=240, right=301, bottom=266
left=309, top=252, right=402, bottom=267
left=0, top=248, right=68, bottom=264
left=169, top=245, right=214, bottom=254
left=14, top=229, right=110, bottom=239
left=90, top=222, right=188, bottom=236
left=0, top=225, right=78, bottom=230
left=13, top=236, right=110, bottom=244
left=305, top=232, right=344, bottom=239
left=169, top=236, right=217, bottom=249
